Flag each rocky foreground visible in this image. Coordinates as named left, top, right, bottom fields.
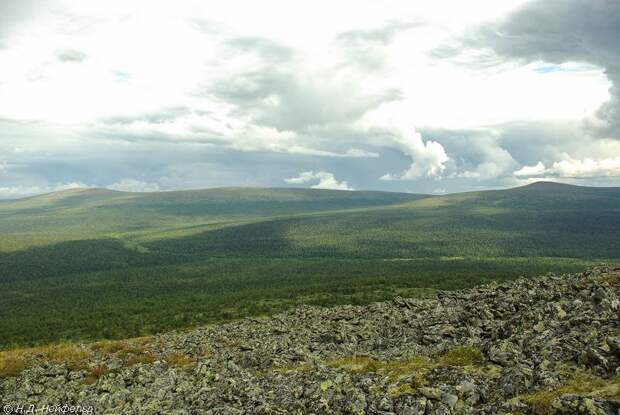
left=2, top=267, right=620, bottom=414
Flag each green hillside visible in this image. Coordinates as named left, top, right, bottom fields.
left=0, top=187, right=426, bottom=252
left=1, top=182, right=618, bottom=348
left=144, top=182, right=620, bottom=260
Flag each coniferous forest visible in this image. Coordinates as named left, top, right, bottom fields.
left=1, top=182, right=618, bottom=348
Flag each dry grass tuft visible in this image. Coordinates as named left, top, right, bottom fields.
left=439, top=345, right=484, bottom=367
left=165, top=352, right=194, bottom=368
left=126, top=351, right=156, bottom=366
left=90, top=364, right=107, bottom=379
left=92, top=339, right=158, bottom=367
left=42, top=344, right=91, bottom=370
left=520, top=369, right=620, bottom=414
left=0, top=352, right=28, bottom=378
left=1, top=343, right=92, bottom=377
left=92, top=340, right=132, bottom=354
left=328, top=356, right=432, bottom=383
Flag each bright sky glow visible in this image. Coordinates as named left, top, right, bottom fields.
left=0, top=0, right=618, bottom=197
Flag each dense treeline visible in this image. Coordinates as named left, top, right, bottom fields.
left=0, top=257, right=599, bottom=348
left=0, top=182, right=619, bottom=348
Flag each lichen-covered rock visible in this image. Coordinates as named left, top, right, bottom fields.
left=2, top=267, right=620, bottom=414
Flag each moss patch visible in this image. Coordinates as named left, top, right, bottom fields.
left=440, top=345, right=484, bottom=367
left=389, top=383, right=417, bottom=397
left=327, top=356, right=432, bottom=383
left=270, top=363, right=314, bottom=373
left=520, top=370, right=620, bottom=414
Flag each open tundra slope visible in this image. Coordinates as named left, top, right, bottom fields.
left=0, top=187, right=427, bottom=250
left=2, top=267, right=620, bottom=414
left=1, top=182, right=618, bottom=256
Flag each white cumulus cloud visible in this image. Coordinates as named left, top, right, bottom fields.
left=513, top=157, right=620, bottom=179
left=550, top=157, right=620, bottom=178
left=284, top=171, right=354, bottom=190
left=106, top=179, right=161, bottom=192
left=514, top=161, right=547, bottom=178
left=380, top=130, right=449, bottom=180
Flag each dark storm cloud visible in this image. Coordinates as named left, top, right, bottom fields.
left=438, top=0, right=620, bottom=138
left=472, top=1, right=619, bottom=66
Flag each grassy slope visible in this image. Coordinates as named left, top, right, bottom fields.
left=0, top=187, right=426, bottom=251
left=135, top=182, right=620, bottom=260
left=0, top=182, right=618, bottom=348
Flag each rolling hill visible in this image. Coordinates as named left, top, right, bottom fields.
left=0, top=182, right=618, bottom=348
left=0, top=187, right=428, bottom=252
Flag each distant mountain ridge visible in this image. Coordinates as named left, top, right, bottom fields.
left=0, top=181, right=618, bottom=348
left=5, top=180, right=617, bottom=199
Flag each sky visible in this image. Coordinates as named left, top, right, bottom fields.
left=0, top=0, right=619, bottom=198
